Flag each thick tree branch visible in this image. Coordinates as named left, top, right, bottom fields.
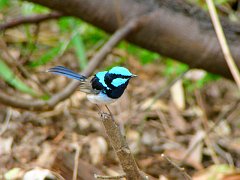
left=25, top=0, right=240, bottom=79
left=0, top=12, right=63, bottom=31
left=0, top=18, right=143, bottom=110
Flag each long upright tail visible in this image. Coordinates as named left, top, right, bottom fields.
left=47, top=66, right=87, bottom=81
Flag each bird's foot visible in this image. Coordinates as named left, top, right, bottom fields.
left=99, top=112, right=111, bottom=120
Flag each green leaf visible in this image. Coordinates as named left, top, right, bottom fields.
left=196, top=73, right=220, bottom=88
left=71, top=32, right=87, bottom=70
left=0, top=60, right=36, bottom=95
left=29, top=42, right=67, bottom=67
left=4, top=168, right=22, bottom=180
left=119, top=42, right=159, bottom=64
left=21, top=2, right=49, bottom=15
left=164, top=59, right=189, bottom=77
left=0, top=0, right=9, bottom=10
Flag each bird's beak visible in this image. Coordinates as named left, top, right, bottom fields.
left=131, top=74, right=138, bottom=78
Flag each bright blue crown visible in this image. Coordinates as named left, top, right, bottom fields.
left=108, top=66, right=132, bottom=77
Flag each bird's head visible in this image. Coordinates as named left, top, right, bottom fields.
left=104, top=66, right=137, bottom=89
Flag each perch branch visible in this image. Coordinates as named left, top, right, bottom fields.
left=0, top=17, right=143, bottom=110
left=99, top=112, right=148, bottom=180
left=0, top=12, right=63, bottom=31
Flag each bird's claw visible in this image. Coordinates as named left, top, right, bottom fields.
left=99, top=112, right=111, bottom=120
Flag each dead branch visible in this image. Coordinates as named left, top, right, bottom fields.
left=99, top=112, right=148, bottom=180
left=0, top=12, right=63, bottom=31
left=0, top=17, right=143, bottom=110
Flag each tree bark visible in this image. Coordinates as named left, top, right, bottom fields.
left=25, top=0, right=240, bottom=79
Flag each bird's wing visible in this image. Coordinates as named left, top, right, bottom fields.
left=47, top=66, right=87, bottom=81
left=78, top=76, right=101, bottom=94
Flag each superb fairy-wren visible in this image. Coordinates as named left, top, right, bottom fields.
left=47, top=66, right=137, bottom=104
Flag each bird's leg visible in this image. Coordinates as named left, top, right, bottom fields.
left=96, top=104, right=102, bottom=114
left=96, top=104, right=111, bottom=119
left=105, top=105, right=115, bottom=121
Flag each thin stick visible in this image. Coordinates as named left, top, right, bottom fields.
left=0, top=108, right=12, bottom=136
left=105, top=105, right=114, bottom=121
left=181, top=99, right=240, bottom=163
left=73, top=144, right=81, bottom=180
left=96, top=104, right=102, bottom=113
left=0, top=12, right=63, bottom=31
left=143, top=70, right=189, bottom=112
left=161, top=154, right=192, bottom=180
left=195, top=90, right=220, bottom=164
left=0, top=39, right=51, bottom=95
left=94, top=174, right=126, bottom=179
left=206, top=0, right=240, bottom=89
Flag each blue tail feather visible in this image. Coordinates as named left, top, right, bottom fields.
left=47, top=66, right=86, bottom=81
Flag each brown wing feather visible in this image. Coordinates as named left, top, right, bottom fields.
left=78, top=76, right=100, bottom=95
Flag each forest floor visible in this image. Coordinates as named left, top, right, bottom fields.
left=0, top=53, right=240, bottom=180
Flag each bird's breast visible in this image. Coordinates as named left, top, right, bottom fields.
left=87, top=92, right=117, bottom=104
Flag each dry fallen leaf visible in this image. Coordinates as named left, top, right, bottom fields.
left=23, top=168, right=60, bottom=180
left=0, top=137, right=13, bottom=155
left=89, top=136, right=108, bottom=165
left=141, top=98, right=168, bottom=112
left=126, top=130, right=140, bottom=154
left=186, top=130, right=205, bottom=169
left=169, top=102, right=188, bottom=133
left=170, top=79, right=185, bottom=110
left=185, top=69, right=206, bottom=81
left=4, top=167, right=24, bottom=180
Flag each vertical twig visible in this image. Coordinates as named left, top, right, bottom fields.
left=0, top=107, right=12, bottom=136
left=99, top=112, right=147, bottom=180
left=73, top=143, right=81, bottom=180
left=206, top=0, right=240, bottom=89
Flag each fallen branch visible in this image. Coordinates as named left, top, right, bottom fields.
left=0, top=17, right=143, bottom=110
left=25, top=0, right=240, bottom=79
left=0, top=12, right=63, bottom=31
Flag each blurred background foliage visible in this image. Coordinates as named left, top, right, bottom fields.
left=0, top=0, right=236, bottom=97
left=1, top=1, right=240, bottom=179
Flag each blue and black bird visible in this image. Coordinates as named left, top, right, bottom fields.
left=47, top=66, right=137, bottom=105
